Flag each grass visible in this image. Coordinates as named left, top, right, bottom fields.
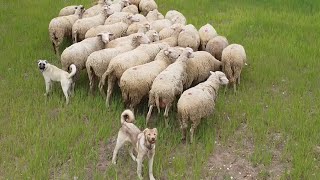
left=0, top=0, right=320, bottom=179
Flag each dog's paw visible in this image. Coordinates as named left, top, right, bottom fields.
left=149, top=175, right=156, bottom=180
left=111, top=161, right=117, bottom=165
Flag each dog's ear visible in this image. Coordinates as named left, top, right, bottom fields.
left=37, top=60, right=40, bottom=64
left=143, top=128, right=149, bottom=136
left=153, top=128, right=158, bottom=135
left=44, top=60, right=48, bottom=63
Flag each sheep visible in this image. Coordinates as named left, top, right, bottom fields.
left=108, top=0, right=130, bottom=13
left=157, top=24, right=184, bottom=47
left=145, top=29, right=159, bottom=42
left=49, top=5, right=85, bottom=57
left=82, top=0, right=112, bottom=18
left=159, top=23, right=184, bottom=40
left=119, top=47, right=183, bottom=111
left=139, top=0, right=158, bottom=16
left=221, top=44, right=247, bottom=93
left=177, top=71, right=229, bottom=143
left=128, top=0, right=141, bottom=7
left=198, top=23, right=218, bottom=50
left=185, top=51, right=222, bottom=89
left=106, top=31, right=150, bottom=48
left=146, top=9, right=164, bottom=21
left=177, top=24, right=200, bottom=51
left=205, top=35, right=229, bottom=61
left=165, top=10, right=187, bottom=25
left=126, top=22, right=150, bottom=35
left=86, top=33, right=150, bottom=95
left=72, top=6, right=113, bottom=43
left=146, top=47, right=194, bottom=127
left=99, top=43, right=169, bottom=107
left=150, top=19, right=172, bottom=32
left=121, top=4, right=139, bottom=14
left=104, top=12, right=139, bottom=25
left=85, top=22, right=129, bottom=38
left=58, top=5, right=78, bottom=16
left=60, top=33, right=113, bottom=79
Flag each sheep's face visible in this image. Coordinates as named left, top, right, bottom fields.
left=146, top=30, right=159, bottom=42
left=211, top=71, right=229, bottom=85
left=75, top=5, right=85, bottom=15
left=97, top=32, right=113, bottom=44
left=164, top=47, right=182, bottom=60
left=105, top=0, right=112, bottom=6
left=104, top=5, right=114, bottom=16
left=128, top=15, right=140, bottom=23
left=185, top=47, right=194, bottom=58
left=144, top=128, right=158, bottom=144
left=135, top=33, right=150, bottom=44
left=37, top=60, right=48, bottom=72
left=122, top=0, right=131, bottom=7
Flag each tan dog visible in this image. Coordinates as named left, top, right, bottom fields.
left=112, top=109, right=158, bottom=180
left=37, top=60, right=76, bottom=104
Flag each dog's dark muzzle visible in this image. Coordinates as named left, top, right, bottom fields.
left=38, top=64, right=46, bottom=71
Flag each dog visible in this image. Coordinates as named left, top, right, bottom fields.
left=112, top=109, right=158, bottom=180
left=37, top=60, right=76, bottom=104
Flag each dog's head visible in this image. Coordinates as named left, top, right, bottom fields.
left=143, top=128, right=158, bottom=144
left=37, top=60, right=48, bottom=72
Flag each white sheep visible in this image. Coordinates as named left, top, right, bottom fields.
left=49, top=5, right=85, bottom=57
left=121, top=4, right=139, bottom=14
left=128, top=0, right=141, bottom=7
left=58, top=5, right=78, bottom=16
left=165, top=10, right=187, bottom=25
left=159, top=23, right=184, bottom=40
left=86, top=33, right=150, bottom=95
left=177, top=24, right=200, bottom=51
left=221, top=44, right=247, bottom=93
left=139, top=0, right=158, bottom=16
left=146, top=9, right=164, bottom=21
left=150, top=19, right=172, bottom=32
left=205, top=35, right=229, bottom=61
left=104, top=12, right=140, bottom=25
left=145, top=29, right=159, bottom=42
left=185, top=51, right=222, bottom=89
left=177, top=71, right=229, bottom=143
left=72, top=6, right=113, bottom=43
left=108, top=0, right=130, bottom=13
left=82, top=0, right=112, bottom=18
left=198, top=23, right=218, bottom=50
left=60, top=33, right=113, bottom=78
left=157, top=24, right=184, bottom=47
left=85, top=22, right=129, bottom=38
left=99, top=43, right=169, bottom=107
left=126, top=22, right=150, bottom=35
left=119, top=47, right=183, bottom=111
left=146, top=47, right=194, bottom=127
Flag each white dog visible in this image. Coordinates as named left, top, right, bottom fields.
left=37, top=60, right=76, bottom=104
left=112, top=109, right=158, bottom=180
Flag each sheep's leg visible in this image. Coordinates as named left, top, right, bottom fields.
left=190, top=120, right=200, bottom=144
left=89, top=74, right=97, bottom=96
left=51, top=41, right=56, bottom=54
left=164, top=103, right=172, bottom=127
left=106, top=76, right=116, bottom=108
left=237, top=75, right=241, bottom=85
left=146, top=105, right=154, bottom=126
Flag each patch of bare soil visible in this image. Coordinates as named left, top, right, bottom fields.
left=202, top=123, right=291, bottom=180
left=49, top=158, right=72, bottom=180
left=96, top=137, right=117, bottom=172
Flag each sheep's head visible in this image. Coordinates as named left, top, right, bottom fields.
left=170, top=23, right=184, bottom=33
left=164, top=47, right=183, bottom=61
left=127, top=14, right=140, bottom=23
left=97, top=32, right=114, bottom=44
left=103, top=5, right=114, bottom=16
left=105, top=0, right=112, bottom=6
left=134, top=33, right=150, bottom=45
left=74, top=5, right=85, bottom=16
left=184, top=47, right=194, bottom=58
left=145, top=30, right=159, bottom=42
left=122, top=0, right=131, bottom=7
left=210, top=71, right=229, bottom=85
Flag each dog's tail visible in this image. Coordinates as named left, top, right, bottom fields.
left=68, top=64, right=77, bottom=78
left=121, top=109, right=135, bottom=124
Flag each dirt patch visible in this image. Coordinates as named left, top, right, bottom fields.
left=48, top=108, right=60, bottom=120
left=96, top=137, right=117, bottom=172
left=203, top=123, right=291, bottom=180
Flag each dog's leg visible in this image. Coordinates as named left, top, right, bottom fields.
left=61, top=81, right=70, bottom=105
left=128, top=146, right=136, bottom=162
left=44, top=79, right=52, bottom=96
left=136, top=153, right=144, bottom=180
left=146, top=105, right=154, bottom=126
left=148, top=153, right=156, bottom=180
left=112, top=132, right=127, bottom=164
left=164, top=103, right=172, bottom=128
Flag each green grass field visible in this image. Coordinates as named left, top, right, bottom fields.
left=1, top=0, right=319, bottom=179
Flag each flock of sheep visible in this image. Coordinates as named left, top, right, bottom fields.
left=48, top=0, right=247, bottom=143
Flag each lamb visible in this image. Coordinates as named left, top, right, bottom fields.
left=221, top=44, right=247, bottom=93
left=99, top=43, right=169, bottom=107
left=106, top=32, right=149, bottom=48
left=139, top=0, right=158, bottom=16
left=82, top=0, right=112, bottom=18
left=121, top=4, right=139, bottom=14
left=85, top=22, right=129, bottom=38
left=157, top=24, right=184, bottom=47
left=60, top=33, right=113, bottom=79
left=184, top=51, right=222, bottom=89
left=165, top=10, right=187, bottom=25
left=146, top=9, right=164, bottom=21
left=104, top=12, right=139, bottom=25
left=146, top=47, right=194, bottom=127
left=159, top=23, right=184, bottom=40
left=198, top=23, right=218, bottom=50
left=58, top=5, right=78, bottom=16
left=86, top=33, right=150, bottom=95
left=49, top=5, right=85, bottom=57
left=177, top=24, right=200, bottom=51
left=205, top=35, right=229, bottom=61
left=177, top=71, right=229, bottom=143
left=119, top=47, right=183, bottom=111
left=150, top=19, right=172, bottom=32
left=72, top=6, right=113, bottom=42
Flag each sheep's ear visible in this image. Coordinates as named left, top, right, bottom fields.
left=97, top=33, right=103, bottom=37
left=153, top=32, right=158, bottom=37
left=108, top=33, right=114, bottom=37
left=210, top=71, right=215, bottom=75
left=164, top=50, right=170, bottom=55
